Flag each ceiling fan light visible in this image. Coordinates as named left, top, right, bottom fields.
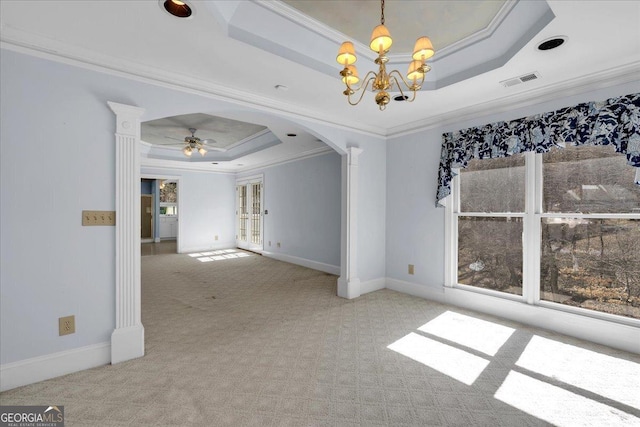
left=412, top=36, right=435, bottom=61
left=336, top=41, right=357, bottom=66
left=183, top=146, right=193, bottom=157
left=369, top=24, right=393, bottom=53
left=341, top=65, right=360, bottom=85
left=198, top=147, right=207, bottom=156
left=406, top=60, right=425, bottom=81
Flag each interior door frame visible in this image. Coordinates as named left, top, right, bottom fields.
left=141, top=193, right=154, bottom=242
left=236, top=174, right=264, bottom=253
left=141, top=174, right=182, bottom=251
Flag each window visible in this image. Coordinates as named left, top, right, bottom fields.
left=452, top=146, right=640, bottom=320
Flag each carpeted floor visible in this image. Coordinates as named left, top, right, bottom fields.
left=2, top=246, right=639, bottom=426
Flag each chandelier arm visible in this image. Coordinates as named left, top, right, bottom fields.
left=388, top=69, right=425, bottom=92
left=390, top=76, right=418, bottom=103
left=347, top=77, right=376, bottom=106
left=344, top=70, right=379, bottom=94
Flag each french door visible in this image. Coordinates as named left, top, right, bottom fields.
left=236, top=176, right=263, bottom=252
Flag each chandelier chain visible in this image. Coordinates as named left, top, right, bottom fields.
left=380, top=0, right=385, bottom=25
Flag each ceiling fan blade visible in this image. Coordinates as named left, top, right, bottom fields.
left=148, top=142, right=185, bottom=146
left=200, top=139, right=217, bottom=145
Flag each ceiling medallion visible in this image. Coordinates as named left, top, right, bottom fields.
left=336, top=0, right=435, bottom=111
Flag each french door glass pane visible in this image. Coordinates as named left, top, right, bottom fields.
left=238, top=185, right=247, bottom=241
left=460, top=155, right=525, bottom=213
left=458, top=216, right=523, bottom=295
left=541, top=218, right=640, bottom=319
left=543, top=145, right=640, bottom=214
left=251, top=183, right=261, bottom=245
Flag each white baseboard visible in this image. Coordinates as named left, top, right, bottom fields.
left=262, top=251, right=340, bottom=275
left=360, top=277, right=386, bottom=295
left=179, top=241, right=236, bottom=254
left=0, top=342, right=111, bottom=392
left=385, top=277, right=445, bottom=302
left=385, top=277, right=640, bottom=354
left=111, top=324, right=145, bottom=365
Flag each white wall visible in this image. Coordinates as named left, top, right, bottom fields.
left=0, top=48, right=387, bottom=381
left=238, top=151, right=342, bottom=270
left=141, top=168, right=236, bottom=253
left=386, top=80, right=640, bottom=352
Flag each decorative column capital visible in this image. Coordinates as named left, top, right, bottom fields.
left=108, top=102, right=145, bottom=137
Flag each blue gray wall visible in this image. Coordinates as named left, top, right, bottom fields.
left=239, top=151, right=342, bottom=268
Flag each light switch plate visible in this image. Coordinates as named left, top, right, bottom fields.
left=82, top=210, right=116, bottom=226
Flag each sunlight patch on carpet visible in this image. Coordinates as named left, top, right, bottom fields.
left=388, top=332, right=489, bottom=385
left=516, top=335, right=640, bottom=410
left=495, top=371, right=640, bottom=426
left=418, top=311, right=515, bottom=356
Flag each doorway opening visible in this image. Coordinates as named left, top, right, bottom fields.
left=236, top=175, right=264, bottom=253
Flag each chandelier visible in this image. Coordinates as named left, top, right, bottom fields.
left=336, top=0, right=435, bottom=110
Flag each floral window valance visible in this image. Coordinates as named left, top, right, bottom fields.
left=436, top=92, right=640, bottom=207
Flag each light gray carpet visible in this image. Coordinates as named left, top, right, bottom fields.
left=2, top=247, right=639, bottom=426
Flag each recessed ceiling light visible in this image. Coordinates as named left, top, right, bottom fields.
left=537, top=36, right=566, bottom=51
left=211, top=162, right=219, bottom=165
left=163, top=0, right=192, bottom=18
left=286, top=133, right=297, bottom=137
left=275, top=85, right=289, bottom=91
left=394, top=95, right=409, bottom=102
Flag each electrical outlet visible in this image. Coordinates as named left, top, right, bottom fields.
left=59, top=315, right=75, bottom=336
left=269, top=241, right=271, bottom=246
left=215, top=235, right=219, bottom=241
left=277, top=242, right=281, bottom=248
left=408, top=264, right=415, bottom=275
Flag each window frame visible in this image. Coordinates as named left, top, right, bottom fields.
left=446, top=150, right=640, bottom=327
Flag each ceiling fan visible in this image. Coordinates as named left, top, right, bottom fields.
left=179, top=128, right=214, bottom=157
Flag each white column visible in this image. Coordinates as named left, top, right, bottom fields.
left=338, top=147, right=363, bottom=299
left=108, top=101, right=145, bottom=364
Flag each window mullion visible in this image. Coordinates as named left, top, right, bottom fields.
left=522, top=152, right=541, bottom=305
left=445, top=169, right=459, bottom=288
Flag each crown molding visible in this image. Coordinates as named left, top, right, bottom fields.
left=237, top=146, right=335, bottom=174
left=0, top=27, right=387, bottom=138
left=140, top=144, right=334, bottom=175
left=387, top=60, right=640, bottom=138
left=259, top=0, right=518, bottom=64
left=3, top=23, right=638, bottom=142
left=140, top=157, right=235, bottom=174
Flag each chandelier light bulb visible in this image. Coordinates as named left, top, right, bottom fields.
left=341, top=65, right=360, bottom=85
left=183, top=146, right=193, bottom=157
left=336, top=41, right=357, bottom=66
left=369, top=24, right=393, bottom=53
left=412, top=36, right=435, bottom=61
left=198, top=147, right=207, bottom=156
left=407, top=60, right=425, bottom=82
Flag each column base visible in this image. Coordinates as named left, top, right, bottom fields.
left=337, top=277, right=361, bottom=299
left=111, top=324, right=144, bottom=364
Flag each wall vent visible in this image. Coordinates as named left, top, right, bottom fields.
left=500, top=72, right=540, bottom=88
